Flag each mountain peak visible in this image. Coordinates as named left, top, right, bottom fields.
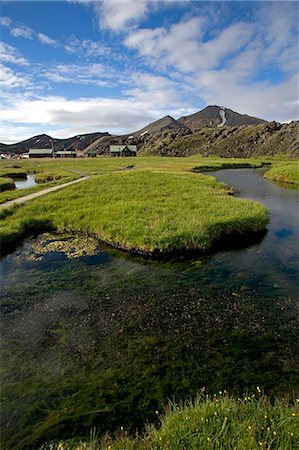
left=178, top=105, right=266, bottom=130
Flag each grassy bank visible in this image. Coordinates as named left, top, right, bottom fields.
left=0, top=177, right=15, bottom=192
left=264, top=162, right=299, bottom=185
left=0, top=169, right=268, bottom=256
left=0, top=170, right=80, bottom=204
left=46, top=394, right=299, bottom=450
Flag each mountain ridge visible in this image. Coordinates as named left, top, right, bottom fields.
left=1, top=106, right=298, bottom=158
left=0, top=105, right=266, bottom=153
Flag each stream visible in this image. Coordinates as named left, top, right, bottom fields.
left=0, top=169, right=298, bottom=449
left=14, top=175, right=37, bottom=189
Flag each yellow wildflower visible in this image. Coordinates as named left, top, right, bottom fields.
left=273, top=431, right=277, bottom=436
left=248, top=426, right=252, bottom=430
left=292, top=412, right=296, bottom=416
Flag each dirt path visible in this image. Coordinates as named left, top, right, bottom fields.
left=0, top=176, right=90, bottom=209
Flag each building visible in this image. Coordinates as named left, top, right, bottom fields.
left=110, top=145, right=137, bottom=157
left=28, top=149, right=54, bottom=158
left=55, top=150, right=76, bottom=158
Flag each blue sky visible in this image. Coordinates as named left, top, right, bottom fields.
left=1, top=1, right=298, bottom=143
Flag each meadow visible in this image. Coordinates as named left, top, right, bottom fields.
left=0, top=157, right=270, bottom=256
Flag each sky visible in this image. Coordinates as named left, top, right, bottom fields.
left=0, top=0, right=298, bottom=143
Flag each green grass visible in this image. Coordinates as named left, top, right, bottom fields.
left=264, top=162, right=299, bottom=185
left=45, top=394, right=299, bottom=450
left=0, top=169, right=268, bottom=256
left=0, top=168, right=27, bottom=178
left=0, top=177, right=15, bottom=192
left=0, top=168, right=80, bottom=204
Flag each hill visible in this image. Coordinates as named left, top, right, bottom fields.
left=140, top=121, right=299, bottom=158
left=0, top=132, right=110, bottom=154
left=132, top=115, right=189, bottom=136
left=178, top=105, right=266, bottom=130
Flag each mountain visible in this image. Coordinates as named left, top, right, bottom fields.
left=132, top=115, right=189, bottom=136
left=178, top=105, right=266, bottom=130
left=140, top=121, right=299, bottom=158
left=2, top=105, right=297, bottom=158
left=0, top=132, right=110, bottom=154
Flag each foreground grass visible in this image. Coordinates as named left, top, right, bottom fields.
left=46, top=394, right=299, bottom=450
left=264, top=162, right=299, bottom=185
left=0, top=170, right=268, bottom=256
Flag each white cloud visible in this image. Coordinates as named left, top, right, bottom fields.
left=1, top=122, right=46, bottom=144
left=1, top=88, right=197, bottom=142
left=37, top=33, right=58, bottom=47
left=0, top=64, right=31, bottom=89
left=125, top=72, right=186, bottom=107
left=94, top=0, right=149, bottom=32
left=0, top=16, right=12, bottom=27
left=0, top=41, right=29, bottom=66
left=191, top=70, right=299, bottom=122
left=43, top=63, right=112, bottom=87
left=125, top=18, right=253, bottom=73
left=11, top=25, right=34, bottom=39
left=65, top=36, right=108, bottom=58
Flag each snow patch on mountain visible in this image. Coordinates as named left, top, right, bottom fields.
left=218, top=107, right=227, bottom=127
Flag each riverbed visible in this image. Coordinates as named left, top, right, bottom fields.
left=0, top=169, right=298, bottom=449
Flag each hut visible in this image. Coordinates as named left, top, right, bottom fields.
left=110, top=145, right=137, bottom=157
left=28, top=149, right=54, bottom=158
left=55, top=150, right=76, bottom=158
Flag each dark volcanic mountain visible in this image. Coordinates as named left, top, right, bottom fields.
left=0, top=132, right=110, bottom=154
left=178, top=105, right=266, bottom=130
left=132, top=115, right=189, bottom=136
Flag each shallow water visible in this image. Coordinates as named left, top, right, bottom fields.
left=14, top=174, right=37, bottom=189
left=0, top=169, right=298, bottom=449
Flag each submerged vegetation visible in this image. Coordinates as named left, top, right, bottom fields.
left=51, top=394, right=299, bottom=450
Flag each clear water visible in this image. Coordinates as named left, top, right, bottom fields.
left=1, top=169, right=298, bottom=449
left=14, top=174, right=37, bottom=189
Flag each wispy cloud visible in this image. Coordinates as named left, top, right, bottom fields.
left=37, top=33, right=59, bottom=47
left=0, top=16, right=12, bottom=27
left=65, top=36, right=108, bottom=58
left=1, top=15, right=58, bottom=46
left=94, top=0, right=149, bottom=32
left=11, top=25, right=34, bottom=39
left=42, top=63, right=113, bottom=87
left=0, top=41, right=29, bottom=66
left=0, top=64, right=32, bottom=89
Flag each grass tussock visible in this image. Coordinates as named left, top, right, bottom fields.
left=264, top=162, right=299, bottom=185
left=0, top=170, right=268, bottom=256
left=0, top=177, right=15, bottom=192
left=45, top=394, right=299, bottom=450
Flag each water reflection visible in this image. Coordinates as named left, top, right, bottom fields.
left=14, top=175, right=36, bottom=189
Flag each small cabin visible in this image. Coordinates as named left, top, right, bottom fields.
left=110, top=145, right=137, bottom=157
left=55, top=150, right=76, bottom=158
left=28, top=149, right=54, bottom=158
